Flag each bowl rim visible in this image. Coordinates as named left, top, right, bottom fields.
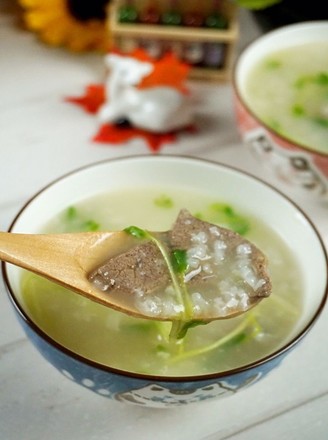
left=2, top=154, right=328, bottom=383
left=232, top=20, right=328, bottom=158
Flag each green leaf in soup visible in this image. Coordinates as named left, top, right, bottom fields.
left=295, top=72, right=328, bottom=90
left=171, top=249, right=188, bottom=274
left=316, top=72, right=328, bottom=86
left=265, top=59, right=282, bottom=69
left=154, top=194, right=174, bottom=209
left=63, top=206, right=100, bottom=232
left=291, top=104, right=305, bottom=117
left=294, top=75, right=311, bottom=90
left=312, top=116, right=328, bottom=128
left=66, top=206, right=78, bottom=220
left=124, top=225, right=149, bottom=239
left=195, top=203, right=250, bottom=235
left=82, top=220, right=100, bottom=231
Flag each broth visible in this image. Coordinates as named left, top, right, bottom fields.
left=243, top=42, right=328, bottom=154
left=21, top=186, right=303, bottom=376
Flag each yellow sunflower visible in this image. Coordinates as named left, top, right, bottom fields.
left=19, top=0, right=111, bottom=52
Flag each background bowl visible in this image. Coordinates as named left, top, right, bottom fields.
left=2, top=155, right=328, bottom=408
left=233, top=21, right=328, bottom=200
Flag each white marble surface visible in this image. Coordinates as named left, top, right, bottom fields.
left=1, top=4, right=328, bottom=439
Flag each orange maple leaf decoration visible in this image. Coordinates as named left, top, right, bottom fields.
left=134, top=50, right=190, bottom=93
left=93, top=124, right=179, bottom=152
left=65, top=84, right=105, bottom=114
left=65, top=50, right=194, bottom=152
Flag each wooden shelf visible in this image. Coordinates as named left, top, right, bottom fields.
left=108, top=1, right=239, bottom=82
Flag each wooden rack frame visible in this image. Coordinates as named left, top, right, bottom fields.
left=108, top=0, right=239, bottom=81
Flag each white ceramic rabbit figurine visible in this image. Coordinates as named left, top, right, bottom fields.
left=97, top=53, right=194, bottom=133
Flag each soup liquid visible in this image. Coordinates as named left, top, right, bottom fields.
left=244, top=42, right=328, bottom=154
left=21, top=186, right=303, bottom=376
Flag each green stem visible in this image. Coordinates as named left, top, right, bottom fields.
left=168, top=313, right=258, bottom=364
left=169, top=320, right=188, bottom=341
left=147, top=234, right=194, bottom=322
left=124, top=226, right=194, bottom=339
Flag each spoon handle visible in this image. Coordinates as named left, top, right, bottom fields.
left=0, top=231, right=119, bottom=286
left=0, top=231, right=85, bottom=279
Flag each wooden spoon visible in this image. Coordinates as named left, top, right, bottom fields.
left=0, top=230, right=144, bottom=315
left=0, top=213, right=271, bottom=321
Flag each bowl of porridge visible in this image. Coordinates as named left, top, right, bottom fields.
left=2, top=155, right=328, bottom=407
left=233, top=21, right=328, bottom=200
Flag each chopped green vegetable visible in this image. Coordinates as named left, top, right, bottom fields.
left=265, top=59, right=281, bottom=69
left=66, top=206, right=77, bottom=220
left=292, top=71, right=328, bottom=130
left=195, top=203, right=250, bottom=235
left=171, top=249, right=188, bottom=274
left=82, top=220, right=100, bottom=231
left=316, top=72, right=328, bottom=85
left=313, top=116, right=328, bottom=128
left=124, top=225, right=148, bottom=239
left=291, top=104, right=305, bottom=117
left=295, top=72, right=328, bottom=89
left=63, top=206, right=100, bottom=232
left=294, top=75, right=311, bottom=90
left=154, top=194, right=174, bottom=209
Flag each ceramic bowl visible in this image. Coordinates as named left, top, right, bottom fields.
left=233, top=21, right=328, bottom=200
left=2, top=155, right=328, bottom=408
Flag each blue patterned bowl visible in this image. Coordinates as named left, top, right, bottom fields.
left=3, top=155, right=328, bottom=407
